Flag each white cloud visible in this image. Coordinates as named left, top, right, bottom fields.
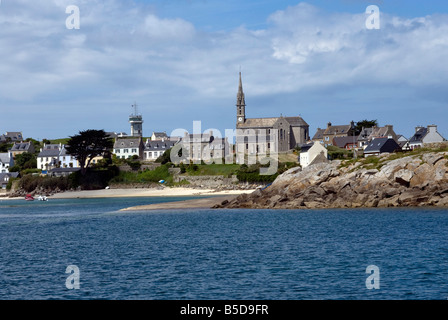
left=0, top=1, right=447, bottom=139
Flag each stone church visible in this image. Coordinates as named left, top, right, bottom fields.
left=235, top=72, right=309, bottom=154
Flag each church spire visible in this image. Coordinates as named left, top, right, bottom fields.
left=236, top=71, right=246, bottom=107
left=236, top=71, right=246, bottom=125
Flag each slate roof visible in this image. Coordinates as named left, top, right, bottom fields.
left=145, top=140, right=178, bottom=151
left=10, top=142, right=33, bottom=152
left=300, top=145, right=313, bottom=154
left=409, top=127, right=428, bottom=144
left=0, top=153, right=12, bottom=164
left=38, top=145, right=61, bottom=157
left=312, top=128, right=326, bottom=141
left=324, top=125, right=352, bottom=135
left=358, top=127, right=373, bottom=141
left=4, top=132, right=23, bottom=141
left=237, top=116, right=308, bottom=129
left=0, top=172, right=19, bottom=184
left=284, top=116, right=309, bottom=127
left=114, top=138, right=143, bottom=149
left=364, top=138, right=400, bottom=153
left=333, top=136, right=358, bottom=148
left=152, top=132, right=169, bottom=139
left=237, top=117, right=278, bottom=128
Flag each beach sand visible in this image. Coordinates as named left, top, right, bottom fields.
left=46, top=187, right=254, bottom=199
left=1, top=187, right=253, bottom=209
left=120, top=195, right=238, bottom=211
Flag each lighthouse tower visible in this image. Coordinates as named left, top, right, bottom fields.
left=129, top=102, right=143, bottom=137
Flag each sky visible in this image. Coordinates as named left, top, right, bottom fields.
left=0, top=0, right=447, bottom=140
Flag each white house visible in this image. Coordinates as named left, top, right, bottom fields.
left=299, top=142, right=328, bottom=168
left=144, top=139, right=178, bottom=161
left=113, top=137, right=144, bottom=160
left=0, top=152, right=14, bottom=173
left=37, top=144, right=62, bottom=170
left=37, top=144, right=79, bottom=170
left=59, top=145, right=79, bottom=168
left=409, top=125, right=446, bottom=149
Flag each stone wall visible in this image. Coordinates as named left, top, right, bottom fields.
left=174, top=175, right=239, bottom=188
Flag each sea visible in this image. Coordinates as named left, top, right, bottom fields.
left=0, top=196, right=447, bottom=300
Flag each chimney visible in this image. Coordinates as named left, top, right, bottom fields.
left=427, top=125, right=437, bottom=133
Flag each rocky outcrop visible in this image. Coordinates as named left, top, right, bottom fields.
left=215, top=152, right=448, bottom=209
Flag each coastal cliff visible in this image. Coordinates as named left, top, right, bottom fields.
left=216, top=150, right=448, bottom=209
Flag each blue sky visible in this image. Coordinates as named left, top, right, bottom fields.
left=0, top=0, right=447, bottom=140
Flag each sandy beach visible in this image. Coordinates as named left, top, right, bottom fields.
left=1, top=187, right=254, bottom=210
left=1, top=187, right=254, bottom=201
left=48, top=187, right=254, bottom=199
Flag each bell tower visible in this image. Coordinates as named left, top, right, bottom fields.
left=236, top=72, right=246, bottom=125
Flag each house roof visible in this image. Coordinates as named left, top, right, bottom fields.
left=38, top=147, right=61, bottom=157
left=0, top=172, right=19, bottom=183
left=181, top=133, right=213, bottom=143
left=114, top=138, right=143, bottom=149
left=333, top=136, right=358, bottom=148
left=364, top=138, right=400, bottom=153
left=152, top=132, right=168, bottom=138
left=312, top=128, right=325, bottom=140
left=4, top=132, right=23, bottom=140
left=10, top=142, right=32, bottom=152
left=0, top=153, right=12, bottom=164
left=38, top=150, right=60, bottom=158
left=358, top=127, right=373, bottom=141
left=145, top=140, right=178, bottom=151
left=409, top=127, right=427, bottom=144
left=300, top=143, right=314, bottom=153
left=324, top=124, right=352, bottom=135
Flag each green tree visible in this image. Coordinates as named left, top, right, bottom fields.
left=354, top=119, right=378, bottom=135
left=14, top=152, right=37, bottom=170
left=66, top=129, right=113, bottom=175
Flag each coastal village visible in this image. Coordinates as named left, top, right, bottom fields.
left=0, top=73, right=447, bottom=197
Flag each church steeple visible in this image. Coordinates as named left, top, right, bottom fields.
left=236, top=71, right=246, bottom=124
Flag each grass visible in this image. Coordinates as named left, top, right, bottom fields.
left=182, top=164, right=240, bottom=176
left=339, top=143, right=448, bottom=171
left=50, top=138, right=70, bottom=145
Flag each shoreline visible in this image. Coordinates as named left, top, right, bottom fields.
left=0, top=187, right=256, bottom=201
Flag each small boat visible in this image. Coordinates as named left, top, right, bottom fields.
left=37, top=195, right=48, bottom=201
left=25, top=194, right=34, bottom=201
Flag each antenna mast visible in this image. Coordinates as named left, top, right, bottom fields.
left=131, top=102, right=139, bottom=115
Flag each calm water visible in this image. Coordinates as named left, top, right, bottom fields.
left=0, top=196, right=447, bottom=300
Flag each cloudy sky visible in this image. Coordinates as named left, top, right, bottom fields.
left=0, top=0, right=447, bottom=140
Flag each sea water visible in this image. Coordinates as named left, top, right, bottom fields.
left=0, top=197, right=447, bottom=300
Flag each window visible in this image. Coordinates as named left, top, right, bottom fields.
left=325, top=137, right=330, bottom=141
left=124, top=149, right=129, bottom=153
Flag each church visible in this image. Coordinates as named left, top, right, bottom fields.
left=235, top=72, right=309, bottom=154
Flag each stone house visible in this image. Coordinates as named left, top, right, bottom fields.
left=10, top=141, right=36, bottom=159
